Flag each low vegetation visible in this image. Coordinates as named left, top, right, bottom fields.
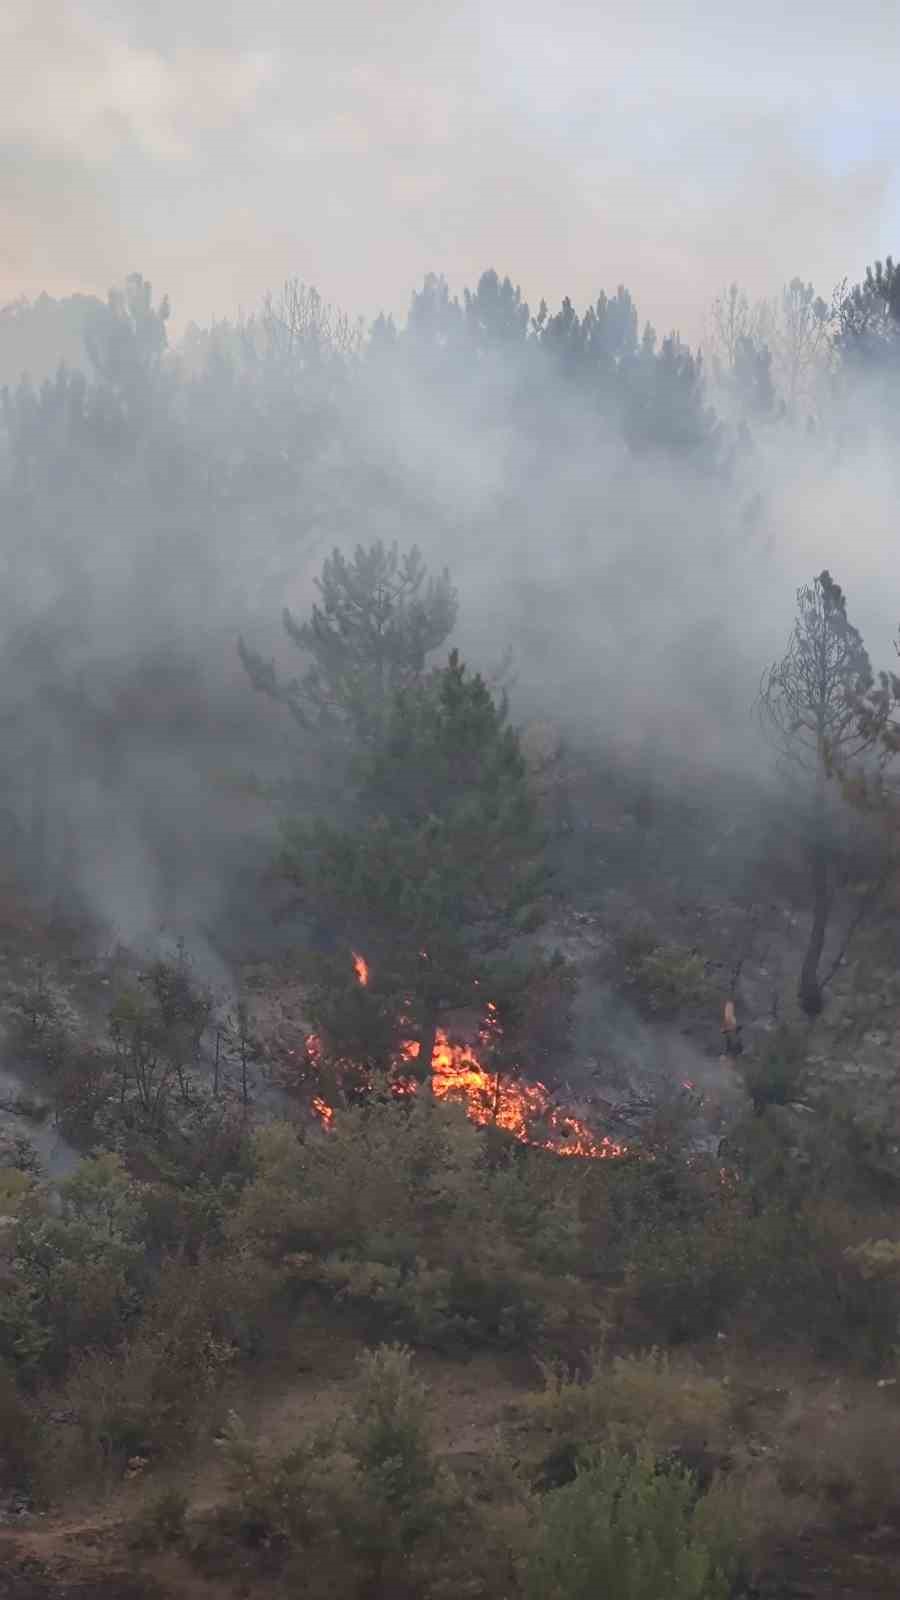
left=617, top=926, right=714, bottom=1017
left=4, top=1019, right=900, bottom=1598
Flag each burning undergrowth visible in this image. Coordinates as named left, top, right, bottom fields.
left=303, top=953, right=625, bottom=1160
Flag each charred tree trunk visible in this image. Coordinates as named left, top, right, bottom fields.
left=413, top=1006, right=439, bottom=1088
left=799, top=842, right=828, bottom=1016
left=799, top=776, right=829, bottom=1017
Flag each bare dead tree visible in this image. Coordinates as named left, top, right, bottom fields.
left=758, top=571, right=886, bottom=1016
left=708, top=283, right=759, bottom=376
left=774, top=278, right=833, bottom=413
left=259, top=279, right=365, bottom=365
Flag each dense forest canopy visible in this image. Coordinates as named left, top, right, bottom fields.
left=0, top=254, right=897, bottom=966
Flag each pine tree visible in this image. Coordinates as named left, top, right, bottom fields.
left=758, top=571, right=884, bottom=1015
left=837, top=257, right=900, bottom=371
left=239, top=540, right=457, bottom=748
left=281, top=650, right=550, bottom=1079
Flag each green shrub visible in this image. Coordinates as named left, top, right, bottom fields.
left=230, top=1096, right=580, bottom=1353
left=139, top=1177, right=233, bottom=1261
left=306, top=1252, right=543, bottom=1350
left=0, top=1273, right=49, bottom=1377
left=9, top=1155, right=147, bottom=1377
left=336, top=1344, right=454, bottom=1582
left=741, top=1026, right=807, bottom=1112
left=618, top=923, right=660, bottom=968
left=484, top=1154, right=583, bottom=1276
left=619, top=931, right=711, bottom=1018
left=625, top=1209, right=753, bottom=1344
left=60, top=1151, right=144, bottom=1234
left=525, top=1449, right=730, bottom=1600
left=581, top=1151, right=717, bottom=1282
left=620, top=1179, right=900, bottom=1366
left=10, top=1217, right=143, bottom=1377
left=744, top=1206, right=900, bottom=1367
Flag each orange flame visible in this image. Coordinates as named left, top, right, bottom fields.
left=311, top=1094, right=335, bottom=1129
left=308, top=954, right=625, bottom=1160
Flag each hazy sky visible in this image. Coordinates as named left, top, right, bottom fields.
left=3, top=0, right=899, bottom=340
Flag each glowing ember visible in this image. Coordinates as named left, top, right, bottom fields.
left=306, top=951, right=625, bottom=1160
left=311, top=1094, right=335, bottom=1129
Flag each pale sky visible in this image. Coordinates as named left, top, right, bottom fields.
left=2, top=0, right=899, bottom=340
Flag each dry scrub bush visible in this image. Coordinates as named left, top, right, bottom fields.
left=230, top=1096, right=582, bottom=1351
left=2, top=1143, right=271, bottom=1396
left=45, top=1250, right=274, bottom=1492
left=845, top=1236, right=900, bottom=1278
left=776, top=1389, right=900, bottom=1528
left=54, top=1321, right=234, bottom=1490
left=215, top=1407, right=335, bottom=1553
left=214, top=1344, right=504, bottom=1599
left=519, top=1348, right=733, bottom=1488
left=0, top=1166, right=33, bottom=1213
left=693, top=1462, right=820, bottom=1590
left=127, top=1486, right=190, bottom=1551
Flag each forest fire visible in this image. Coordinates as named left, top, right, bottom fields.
left=308, top=954, right=625, bottom=1159
left=311, top=1093, right=335, bottom=1128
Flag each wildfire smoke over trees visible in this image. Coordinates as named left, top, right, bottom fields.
left=3, top=234, right=900, bottom=1600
